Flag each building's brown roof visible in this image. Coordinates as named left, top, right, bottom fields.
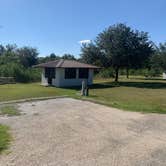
left=34, top=59, right=100, bottom=69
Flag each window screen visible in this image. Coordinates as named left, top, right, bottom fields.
left=79, top=68, right=89, bottom=79
left=45, top=68, right=55, bottom=78
left=65, top=68, right=76, bottom=79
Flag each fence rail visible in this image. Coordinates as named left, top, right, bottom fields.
left=0, top=77, right=15, bottom=84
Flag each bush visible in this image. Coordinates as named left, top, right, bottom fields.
left=95, top=68, right=114, bottom=78
left=148, top=68, right=162, bottom=77
left=129, top=68, right=162, bottom=77
left=14, top=68, right=41, bottom=83
left=0, top=63, right=41, bottom=83
left=119, top=69, right=126, bottom=75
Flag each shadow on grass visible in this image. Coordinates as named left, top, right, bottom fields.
left=61, top=82, right=119, bottom=91
left=91, top=79, right=166, bottom=89
left=129, top=77, right=166, bottom=81
left=118, top=81, right=166, bottom=89
left=62, top=80, right=166, bottom=90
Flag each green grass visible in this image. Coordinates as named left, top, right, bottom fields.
left=0, top=83, right=76, bottom=102
left=0, top=106, right=21, bottom=116
left=0, top=124, right=11, bottom=153
left=88, top=77, right=166, bottom=113
left=0, top=77, right=166, bottom=113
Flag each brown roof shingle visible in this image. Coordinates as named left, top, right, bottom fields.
left=34, top=59, right=100, bottom=69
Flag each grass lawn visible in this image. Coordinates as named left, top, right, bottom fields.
left=0, top=83, right=76, bottom=101
left=0, top=77, right=166, bottom=113
left=0, top=124, right=11, bottom=153
left=88, top=77, right=166, bottom=113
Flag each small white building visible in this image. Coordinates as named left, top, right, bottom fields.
left=35, top=59, right=99, bottom=87
left=163, top=72, right=166, bottom=79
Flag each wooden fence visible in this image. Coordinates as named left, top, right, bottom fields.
left=0, top=77, right=15, bottom=84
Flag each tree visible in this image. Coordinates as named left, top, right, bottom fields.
left=17, top=47, right=39, bottom=67
left=0, top=44, right=19, bottom=65
left=125, top=31, right=154, bottom=78
left=38, top=53, right=60, bottom=63
left=50, top=53, right=57, bottom=59
left=150, top=42, right=166, bottom=75
left=150, top=53, right=162, bottom=76
left=6, top=44, right=17, bottom=53
left=62, top=54, right=76, bottom=60
left=0, top=44, right=40, bottom=83
left=0, top=45, right=5, bottom=56
left=96, top=23, right=153, bottom=81
left=159, top=42, right=166, bottom=71
left=80, top=43, right=109, bottom=67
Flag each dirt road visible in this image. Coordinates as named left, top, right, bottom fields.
left=0, top=98, right=166, bottom=166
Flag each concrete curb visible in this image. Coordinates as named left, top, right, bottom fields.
left=0, top=95, right=69, bottom=105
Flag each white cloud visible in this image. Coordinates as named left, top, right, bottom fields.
left=78, top=40, right=91, bottom=45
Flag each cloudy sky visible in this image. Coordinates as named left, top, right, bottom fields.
left=0, top=0, right=165, bottom=57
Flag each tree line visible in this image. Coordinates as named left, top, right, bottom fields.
left=0, top=23, right=166, bottom=82
left=0, top=44, right=76, bottom=82
left=80, top=23, right=166, bottom=81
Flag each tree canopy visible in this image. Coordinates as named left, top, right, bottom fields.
left=0, top=23, right=165, bottom=83
left=150, top=42, right=166, bottom=74
left=0, top=44, right=77, bottom=82
left=80, top=43, right=109, bottom=67
left=81, top=23, right=154, bottom=81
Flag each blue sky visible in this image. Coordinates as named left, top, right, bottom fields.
left=0, top=0, right=165, bottom=57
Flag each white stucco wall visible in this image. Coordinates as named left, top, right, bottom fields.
left=41, top=68, right=94, bottom=87
left=56, top=68, right=93, bottom=87
left=163, top=72, right=166, bottom=79
left=41, top=69, right=48, bottom=86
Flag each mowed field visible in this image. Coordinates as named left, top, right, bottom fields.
left=0, top=76, right=166, bottom=113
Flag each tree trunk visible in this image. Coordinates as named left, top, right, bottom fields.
left=115, top=67, right=119, bottom=82
left=126, top=68, right=129, bottom=79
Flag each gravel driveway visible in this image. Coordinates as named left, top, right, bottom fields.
left=0, top=98, right=166, bottom=166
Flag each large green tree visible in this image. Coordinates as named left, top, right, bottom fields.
left=159, top=43, right=166, bottom=71
left=150, top=42, right=166, bottom=74
left=0, top=45, right=5, bottom=56
left=0, top=44, right=40, bottom=82
left=38, top=53, right=76, bottom=63
left=62, top=54, right=76, bottom=60
left=17, top=47, right=38, bottom=67
left=80, top=43, right=109, bottom=67
left=96, top=23, right=153, bottom=81
left=38, top=53, right=60, bottom=63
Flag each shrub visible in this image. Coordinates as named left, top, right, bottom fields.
left=148, top=68, right=162, bottom=77
left=95, top=68, right=114, bottom=78
left=0, top=63, right=41, bottom=83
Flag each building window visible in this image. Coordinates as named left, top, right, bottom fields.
left=79, top=68, right=89, bottom=79
left=45, top=68, right=55, bottom=78
left=65, top=68, right=76, bottom=79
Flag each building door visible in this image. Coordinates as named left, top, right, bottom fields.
left=48, top=77, right=52, bottom=84
left=45, top=68, right=55, bottom=85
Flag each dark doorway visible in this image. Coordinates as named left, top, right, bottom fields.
left=48, top=77, right=52, bottom=84
left=45, top=67, right=56, bottom=85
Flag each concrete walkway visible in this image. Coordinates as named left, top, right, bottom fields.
left=0, top=98, right=166, bottom=166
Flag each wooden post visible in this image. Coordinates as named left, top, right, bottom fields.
left=81, top=80, right=85, bottom=96
left=81, top=80, right=88, bottom=96
left=85, top=87, right=89, bottom=96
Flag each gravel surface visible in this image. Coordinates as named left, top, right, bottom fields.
left=0, top=98, right=166, bottom=166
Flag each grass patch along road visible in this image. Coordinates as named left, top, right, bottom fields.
left=0, top=83, right=76, bottom=102
left=0, top=77, right=166, bottom=113
left=0, top=106, right=21, bottom=116
left=0, top=124, right=11, bottom=154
